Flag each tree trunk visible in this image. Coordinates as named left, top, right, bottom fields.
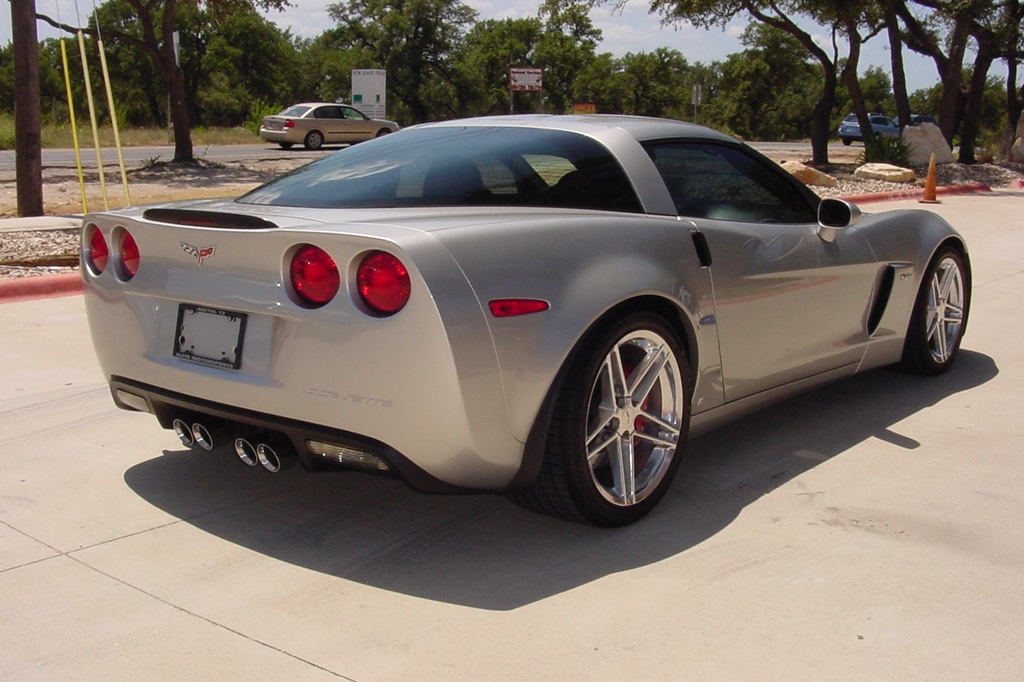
left=12, top=0, right=44, bottom=216
left=842, top=32, right=874, bottom=147
left=958, top=37, right=996, bottom=164
left=160, top=8, right=194, bottom=162
left=809, top=68, right=836, bottom=167
left=886, top=7, right=912, bottom=130
left=1000, top=0, right=1023, bottom=158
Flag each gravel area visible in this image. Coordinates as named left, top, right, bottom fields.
left=0, top=229, right=80, bottom=279
left=813, top=161, right=1024, bottom=199
left=2, top=159, right=1022, bottom=281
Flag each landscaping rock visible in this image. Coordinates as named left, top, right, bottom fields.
left=854, top=163, right=917, bottom=183
left=902, top=123, right=955, bottom=165
left=1011, top=139, right=1024, bottom=163
left=779, top=160, right=837, bottom=187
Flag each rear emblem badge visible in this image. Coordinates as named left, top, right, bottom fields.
left=181, top=242, right=216, bottom=265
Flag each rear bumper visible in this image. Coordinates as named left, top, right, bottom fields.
left=258, top=127, right=299, bottom=144
left=110, top=376, right=470, bottom=493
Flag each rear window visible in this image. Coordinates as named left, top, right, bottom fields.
left=279, top=105, right=311, bottom=117
left=237, top=126, right=642, bottom=212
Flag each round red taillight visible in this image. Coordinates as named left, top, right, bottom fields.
left=87, top=227, right=109, bottom=273
left=357, top=251, right=410, bottom=315
left=120, top=230, right=140, bottom=279
left=290, top=244, right=340, bottom=306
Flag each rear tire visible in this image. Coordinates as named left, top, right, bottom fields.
left=375, top=128, right=391, bottom=138
left=842, top=138, right=853, bottom=146
left=899, top=246, right=969, bottom=375
left=511, top=313, right=690, bottom=526
left=304, top=131, right=324, bottom=150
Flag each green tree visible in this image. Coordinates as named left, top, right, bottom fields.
left=326, top=0, right=478, bottom=123
left=714, top=24, right=817, bottom=140
left=534, top=0, right=602, bottom=113
left=186, top=9, right=302, bottom=126
left=649, top=0, right=848, bottom=164
left=617, top=48, right=690, bottom=117
left=455, top=18, right=544, bottom=116
left=39, top=0, right=291, bottom=162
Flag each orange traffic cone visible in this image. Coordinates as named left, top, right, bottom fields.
left=920, top=153, right=940, bottom=204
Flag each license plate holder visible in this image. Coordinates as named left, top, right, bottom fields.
left=174, top=304, right=247, bottom=370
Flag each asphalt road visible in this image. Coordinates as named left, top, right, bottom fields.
left=2, top=192, right=1022, bottom=679
left=0, top=140, right=860, bottom=180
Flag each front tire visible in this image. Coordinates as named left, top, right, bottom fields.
left=899, top=246, right=969, bottom=375
left=512, top=313, right=690, bottom=526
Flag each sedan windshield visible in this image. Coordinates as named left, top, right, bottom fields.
left=237, top=126, right=642, bottom=212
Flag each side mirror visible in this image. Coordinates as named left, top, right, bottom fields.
left=817, top=198, right=861, bottom=243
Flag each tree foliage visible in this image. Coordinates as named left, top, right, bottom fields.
left=9, top=0, right=1021, bottom=163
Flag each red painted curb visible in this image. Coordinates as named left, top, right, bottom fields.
left=839, top=182, right=991, bottom=204
left=0, top=272, right=83, bottom=304
left=1011, top=179, right=1024, bottom=189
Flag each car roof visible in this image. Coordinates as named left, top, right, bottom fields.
left=290, top=102, right=353, bottom=108
left=418, top=114, right=738, bottom=145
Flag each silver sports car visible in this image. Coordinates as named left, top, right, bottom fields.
left=81, top=115, right=970, bottom=526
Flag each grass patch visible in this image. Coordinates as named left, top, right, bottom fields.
left=0, top=114, right=260, bottom=150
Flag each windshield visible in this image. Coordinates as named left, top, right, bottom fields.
left=237, top=126, right=642, bottom=212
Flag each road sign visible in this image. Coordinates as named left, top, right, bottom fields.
left=510, top=68, right=543, bottom=92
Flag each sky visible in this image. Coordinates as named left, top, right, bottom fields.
left=4, top=0, right=941, bottom=93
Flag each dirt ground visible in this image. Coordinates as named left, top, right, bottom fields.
left=0, top=157, right=312, bottom=219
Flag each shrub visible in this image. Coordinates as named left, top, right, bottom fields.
left=245, top=101, right=282, bottom=136
left=859, top=135, right=911, bottom=166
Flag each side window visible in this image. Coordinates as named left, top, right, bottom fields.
left=646, top=142, right=816, bottom=224
left=315, top=106, right=342, bottom=119
left=342, top=107, right=368, bottom=121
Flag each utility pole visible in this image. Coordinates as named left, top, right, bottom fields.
left=12, top=0, right=44, bottom=216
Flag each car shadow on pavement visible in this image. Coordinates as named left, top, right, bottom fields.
left=123, top=350, right=996, bottom=611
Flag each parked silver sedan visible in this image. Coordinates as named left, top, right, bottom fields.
left=258, top=102, right=399, bottom=149
left=82, top=115, right=970, bottom=526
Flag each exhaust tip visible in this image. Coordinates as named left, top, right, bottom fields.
left=234, top=438, right=259, bottom=467
left=256, top=443, right=284, bottom=472
left=173, top=419, right=195, bottom=447
left=192, top=423, right=217, bottom=451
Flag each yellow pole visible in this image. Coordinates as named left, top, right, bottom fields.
left=96, top=38, right=131, bottom=206
left=76, top=30, right=109, bottom=210
left=59, top=38, right=87, bottom=213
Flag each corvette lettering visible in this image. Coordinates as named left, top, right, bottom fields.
left=308, top=387, right=393, bottom=408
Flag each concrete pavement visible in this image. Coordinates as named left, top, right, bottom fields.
left=1, top=191, right=1023, bottom=680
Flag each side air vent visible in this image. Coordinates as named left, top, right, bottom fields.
left=143, top=208, right=278, bottom=230
left=866, top=265, right=896, bottom=335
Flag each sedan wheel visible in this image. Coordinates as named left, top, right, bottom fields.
left=512, top=313, right=689, bottom=526
left=899, top=246, right=969, bottom=375
left=304, top=131, right=324, bottom=150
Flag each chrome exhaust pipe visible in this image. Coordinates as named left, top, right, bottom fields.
left=191, top=422, right=224, bottom=451
left=256, top=442, right=294, bottom=473
left=172, top=419, right=195, bottom=447
left=233, top=438, right=259, bottom=467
